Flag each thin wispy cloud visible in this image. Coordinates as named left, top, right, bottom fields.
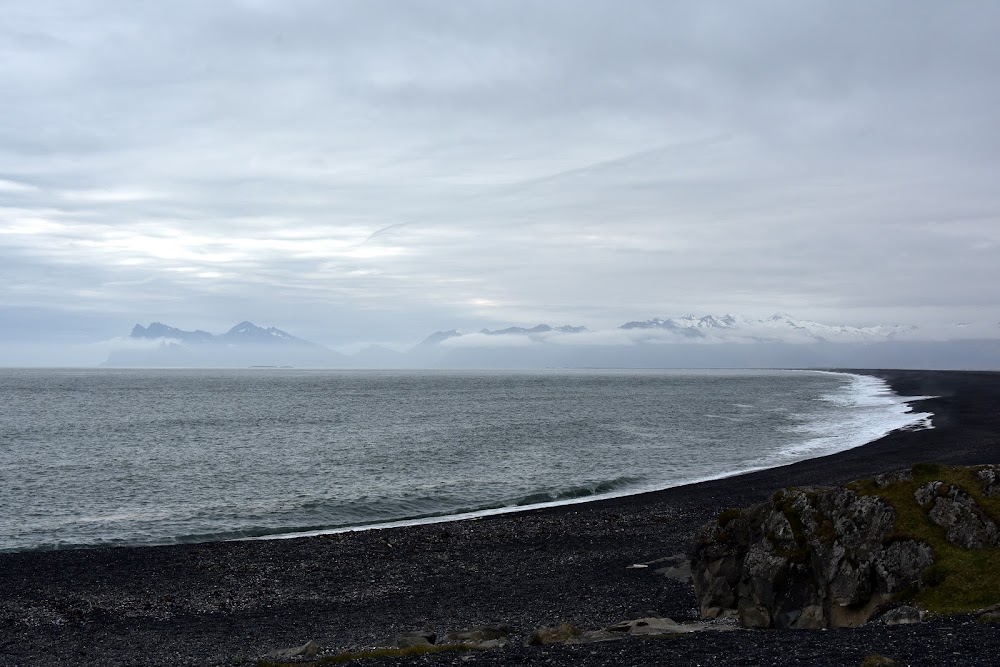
left=1, top=1, right=998, bottom=362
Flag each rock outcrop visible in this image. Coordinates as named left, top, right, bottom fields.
left=525, top=623, right=582, bottom=645
left=691, top=464, right=1000, bottom=629
left=977, top=465, right=1000, bottom=496
left=263, top=639, right=319, bottom=659
left=881, top=605, right=922, bottom=625
left=690, top=487, right=932, bottom=629
left=915, top=481, right=999, bottom=549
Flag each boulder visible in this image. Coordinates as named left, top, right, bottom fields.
left=976, top=465, right=1000, bottom=497
left=915, top=481, right=999, bottom=549
left=524, top=623, right=581, bottom=645
left=442, top=627, right=510, bottom=648
left=881, top=605, right=922, bottom=625
left=649, top=553, right=692, bottom=582
left=264, top=640, right=319, bottom=659
left=442, top=626, right=509, bottom=643
left=606, top=617, right=688, bottom=636
left=874, top=469, right=913, bottom=488
left=691, top=486, right=931, bottom=629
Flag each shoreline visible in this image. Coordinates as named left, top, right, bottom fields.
left=2, top=368, right=926, bottom=553
left=257, top=370, right=931, bottom=542
left=2, top=369, right=999, bottom=666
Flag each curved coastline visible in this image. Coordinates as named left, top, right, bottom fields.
left=1, top=368, right=999, bottom=666
left=1, top=369, right=924, bottom=552
left=257, top=370, right=932, bottom=542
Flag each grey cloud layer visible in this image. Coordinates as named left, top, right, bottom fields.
left=1, top=0, right=998, bottom=352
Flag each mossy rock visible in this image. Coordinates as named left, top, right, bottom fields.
left=850, top=464, right=1000, bottom=615
left=717, top=508, right=742, bottom=528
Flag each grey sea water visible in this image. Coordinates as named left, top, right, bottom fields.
left=0, top=369, right=930, bottom=552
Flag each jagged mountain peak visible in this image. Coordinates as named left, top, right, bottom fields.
left=128, top=320, right=307, bottom=345
left=227, top=321, right=259, bottom=335
left=130, top=322, right=214, bottom=343
left=224, top=321, right=298, bottom=342
left=107, top=321, right=344, bottom=367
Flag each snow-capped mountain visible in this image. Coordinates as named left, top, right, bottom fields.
left=128, top=321, right=314, bottom=346
left=621, top=314, right=741, bottom=331
left=480, top=324, right=587, bottom=336
left=621, top=313, right=917, bottom=343
left=417, top=324, right=588, bottom=347
left=221, top=321, right=307, bottom=345
left=398, top=313, right=999, bottom=369
left=105, top=314, right=1000, bottom=370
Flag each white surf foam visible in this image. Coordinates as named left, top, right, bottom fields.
left=776, top=371, right=933, bottom=459
left=253, top=371, right=934, bottom=543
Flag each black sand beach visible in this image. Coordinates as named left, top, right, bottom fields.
left=2, top=369, right=999, bottom=666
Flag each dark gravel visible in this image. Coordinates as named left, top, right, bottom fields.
left=1, top=369, right=999, bottom=666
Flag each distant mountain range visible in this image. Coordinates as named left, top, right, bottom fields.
left=130, top=321, right=325, bottom=347
left=618, top=313, right=917, bottom=343
left=104, top=321, right=348, bottom=367
left=101, top=315, right=1000, bottom=369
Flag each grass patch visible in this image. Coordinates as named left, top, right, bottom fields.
left=850, top=464, right=1000, bottom=614
left=258, top=644, right=479, bottom=667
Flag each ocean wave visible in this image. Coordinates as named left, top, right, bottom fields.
left=116, top=477, right=651, bottom=547
left=775, top=372, right=933, bottom=459
left=1, top=369, right=937, bottom=552
left=512, top=476, right=646, bottom=506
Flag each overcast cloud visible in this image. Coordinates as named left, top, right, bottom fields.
left=1, top=1, right=999, bottom=361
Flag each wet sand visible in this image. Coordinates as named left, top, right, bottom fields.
left=1, top=369, right=999, bottom=666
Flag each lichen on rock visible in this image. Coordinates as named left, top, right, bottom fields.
left=976, top=465, right=1000, bottom=497
left=691, top=464, right=1000, bottom=629
left=691, top=485, right=930, bottom=629
left=915, top=481, right=999, bottom=549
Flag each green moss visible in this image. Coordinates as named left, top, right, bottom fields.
left=257, top=644, right=479, bottom=667
left=860, top=655, right=898, bottom=667
left=921, top=563, right=950, bottom=588
left=911, top=462, right=944, bottom=477
left=717, top=508, right=742, bottom=528
left=768, top=490, right=811, bottom=563
left=815, top=518, right=837, bottom=545
left=978, top=612, right=1000, bottom=624
left=851, top=464, right=1000, bottom=615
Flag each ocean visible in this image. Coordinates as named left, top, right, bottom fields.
left=0, top=368, right=931, bottom=552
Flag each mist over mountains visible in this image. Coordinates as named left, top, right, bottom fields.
left=101, top=314, right=1000, bottom=370
left=105, top=321, right=349, bottom=367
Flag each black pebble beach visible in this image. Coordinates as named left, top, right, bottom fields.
left=2, top=369, right=999, bottom=666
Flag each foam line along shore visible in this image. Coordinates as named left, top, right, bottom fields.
left=1, top=369, right=998, bottom=666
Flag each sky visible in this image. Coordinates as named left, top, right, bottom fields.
left=1, top=1, right=999, bottom=362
